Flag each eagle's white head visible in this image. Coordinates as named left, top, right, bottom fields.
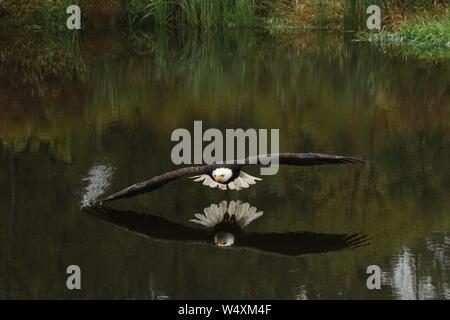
left=214, top=232, right=235, bottom=247
left=212, top=167, right=233, bottom=183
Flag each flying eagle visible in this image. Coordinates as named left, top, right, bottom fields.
left=98, top=153, right=364, bottom=204
left=85, top=201, right=369, bottom=257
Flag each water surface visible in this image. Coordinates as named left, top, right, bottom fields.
left=0, top=30, right=449, bottom=299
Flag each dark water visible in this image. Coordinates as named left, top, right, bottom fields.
left=0, top=30, right=449, bottom=299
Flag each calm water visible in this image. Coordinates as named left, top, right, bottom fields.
left=0, top=30, right=449, bottom=299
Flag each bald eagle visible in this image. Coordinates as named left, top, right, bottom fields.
left=85, top=202, right=369, bottom=256
left=98, top=153, right=364, bottom=203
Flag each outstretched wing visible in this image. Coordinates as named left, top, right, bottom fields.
left=84, top=205, right=211, bottom=243
left=99, top=153, right=365, bottom=203
left=98, top=163, right=236, bottom=203
left=236, top=231, right=369, bottom=256
left=241, top=153, right=364, bottom=167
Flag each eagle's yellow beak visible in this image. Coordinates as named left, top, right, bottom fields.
left=214, top=174, right=223, bottom=183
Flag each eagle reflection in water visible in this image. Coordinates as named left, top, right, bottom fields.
left=85, top=201, right=369, bottom=257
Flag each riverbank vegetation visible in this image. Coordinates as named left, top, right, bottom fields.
left=0, top=1, right=448, bottom=31
left=0, top=0, right=448, bottom=93
left=0, top=1, right=448, bottom=47
left=361, top=14, right=450, bottom=60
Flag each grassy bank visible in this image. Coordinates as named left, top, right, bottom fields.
left=361, top=14, right=450, bottom=60
left=123, top=0, right=450, bottom=32
left=1, top=1, right=449, bottom=32
left=266, top=0, right=380, bottom=32
left=0, top=0, right=449, bottom=83
left=125, top=0, right=263, bottom=29
left=0, top=0, right=79, bottom=31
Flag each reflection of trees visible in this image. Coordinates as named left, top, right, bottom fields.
left=1, top=31, right=449, bottom=155
left=0, top=33, right=86, bottom=99
left=385, top=234, right=450, bottom=299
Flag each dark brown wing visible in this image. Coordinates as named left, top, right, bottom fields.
left=241, top=153, right=365, bottom=167
left=236, top=231, right=370, bottom=256
left=98, top=163, right=237, bottom=203
left=84, top=205, right=211, bottom=243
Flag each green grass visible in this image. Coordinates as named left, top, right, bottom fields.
left=0, top=0, right=80, bottom=32
left=264, top=0, right=386, bottom=33
left=125, top=0, right=261, bottom=30
left=1, top=1, right=449, bottom=33
left=362, top=15, right=450, bottom=60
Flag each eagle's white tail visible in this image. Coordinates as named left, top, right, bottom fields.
left=190, top=200, right=263, bottom=228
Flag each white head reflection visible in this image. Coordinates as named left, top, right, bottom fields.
left=214, top=232, right=235, bottom=247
